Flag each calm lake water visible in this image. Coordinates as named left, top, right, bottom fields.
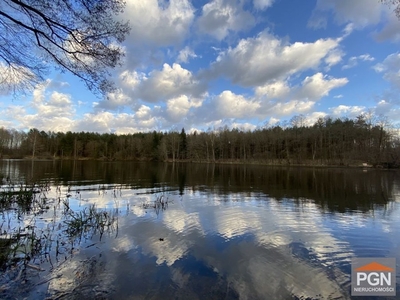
left=0, top=160, right=400, bottom=299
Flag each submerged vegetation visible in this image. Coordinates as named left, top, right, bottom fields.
left=0, top=175, right=170, bottom=292
left=0, top=184, right=113, bottom=269
left=63, top=201, right=117, bottom=239
left=0, top=178, right=123, bottom=298
left=0, top=160, right=398, bottom=298
left=142, top=194, right=171, bottom=216
left=0, top=114, right=399, bottom=167
left=0, top=181, right=50, bottom=271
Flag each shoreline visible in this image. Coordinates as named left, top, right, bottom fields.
left=0, top=156, right=397, bottom=169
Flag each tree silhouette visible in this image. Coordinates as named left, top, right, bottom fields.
left=0, top=0, right=130, bottom=95
left=382, top=0, right=400, bottom=17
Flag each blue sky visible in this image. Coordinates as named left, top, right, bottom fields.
left=1, top=0, right=400, bottom=134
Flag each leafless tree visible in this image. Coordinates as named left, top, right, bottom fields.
left=382, top=0, right=400, bottom=17
left=0, top=0, right=130, bottom=95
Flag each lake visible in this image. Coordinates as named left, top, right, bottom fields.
left=0, top=160, right=399, bottom=299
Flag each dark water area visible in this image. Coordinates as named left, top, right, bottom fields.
left=0, top=160, right=399, bottom=299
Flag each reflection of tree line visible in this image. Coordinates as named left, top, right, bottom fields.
left=1, top=161, right=397, bottom=213
left=1, top=115, right=399, bottom=167
left=183, top=164, right=395, bottom=213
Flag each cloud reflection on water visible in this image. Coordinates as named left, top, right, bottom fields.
left=57, top=189, right=354, bottom=299
left=3, top=163, right=400, bottom=299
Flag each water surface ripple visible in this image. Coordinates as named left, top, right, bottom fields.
left=0, top=160, right=399, bottom=299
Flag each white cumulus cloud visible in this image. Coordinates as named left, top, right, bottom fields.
left=296, top=73, right=348, bottom=100
left=342, top=54, right=375, bottom=69
left=209, top=31, right=340, bottom=87
left=374, top=53, right=400, bottom=89
left=177, top=46, right=198, bottom=63
left=135, top=63, right=205, bottom=103
left=253, top=0, right=274, bottom=10
left=166, top=95, right=203, bottom=123
left=255, top=81, right=291, bottom=99
left=123, top=0, right=194, bottom=46
left=215, top=91, right=260, bottom=118
left=197, top=0, right=255, bottom=40
left=309, top=0, right=383, bottom=29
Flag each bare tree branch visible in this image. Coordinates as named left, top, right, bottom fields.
left=0, top=0, right=130, bottom=96
left=381, top=0, right=400, bottom=17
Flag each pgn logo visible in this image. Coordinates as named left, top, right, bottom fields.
left=352, top=258, right=396, bottom=296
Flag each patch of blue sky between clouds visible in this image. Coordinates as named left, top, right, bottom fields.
left=1, top=0, right=400, bottom=134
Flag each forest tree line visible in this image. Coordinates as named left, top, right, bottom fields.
left=0, top=115, right=399, bottom=167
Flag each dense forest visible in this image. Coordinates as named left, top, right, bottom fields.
left=0, top=115, right=399, bottom=167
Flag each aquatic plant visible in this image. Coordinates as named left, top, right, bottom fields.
left=64, top=202, right=117, bottom=239
left=0, top=180, right=175, bottom=299
left=0, top=181, right=118, bottom=272
left=0, top=180, right=50, bottom=213
left=142, top=194, right=171, bottom=215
